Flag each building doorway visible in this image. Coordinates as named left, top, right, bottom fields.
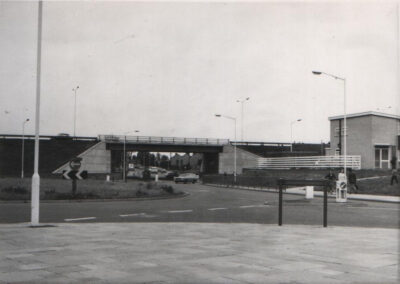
left=375, top=146, right=390, bottom=169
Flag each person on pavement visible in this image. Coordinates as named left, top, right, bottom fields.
left=324, top=169, right=337, bottom=193
left=347, top=168, right=358, bottom=193
left=390, top=168, right=398, bottom=185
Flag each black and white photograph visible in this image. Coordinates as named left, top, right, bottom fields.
left=0, top=0, right=399, bottom=283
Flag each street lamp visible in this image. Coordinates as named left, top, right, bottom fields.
left=31, top=0, right=43, bottom=226
left=72, top=86, right=79, bottom=137
left=290, top=118, right=302, bottom=152
left=21, top=118, right=30, bottom=179
left=215, top=114, right=237, bottom=182
left=123, top=130, right=140, bottom=182
left=312, top=70, right=347, bottom=173
left=236, top=97, right=250, bottom=141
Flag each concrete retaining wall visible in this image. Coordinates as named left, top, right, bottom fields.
left=218, top=145, right=260, bottom=175
left=53, top=142, right=111, bottom=174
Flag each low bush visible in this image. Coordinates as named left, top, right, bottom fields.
left=2, top=186, right=28, bottom=194
left=161, top=185, right=174, bottom=194
left=0, top=178, right=181, bottom=201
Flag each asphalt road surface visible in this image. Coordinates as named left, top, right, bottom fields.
left=1, top=182, right=399, bottom=228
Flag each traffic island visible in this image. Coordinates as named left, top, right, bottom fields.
left=0, top=178, right=182, bottom=202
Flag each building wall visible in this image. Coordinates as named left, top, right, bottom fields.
left=53, top=142, right=111, bottom=174
left=347, top=116, right=373, bottom=169
left=329, top=114, right=400, bottom=169
left=218, top=145, right=260, bottom=174
left=371, top=116, right=399, bottom=148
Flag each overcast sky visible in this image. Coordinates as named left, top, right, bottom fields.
left=1, top=0, right=399, bottom=143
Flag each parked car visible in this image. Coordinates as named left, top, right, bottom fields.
left=165, top=171, right=179, bottom=180
left=174, top=173, right=199, bottom=184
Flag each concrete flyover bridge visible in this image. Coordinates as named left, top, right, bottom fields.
left=52, top=135, right=327, bottom=178
left=54, top=135, right=237, bottom=176
left=101, top=135, right=230, bottom=175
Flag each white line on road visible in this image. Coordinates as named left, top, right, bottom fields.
left=346, top=207, right=400, bottom=211
left=166, top=210, right=193, bottom=213
left=208, top=208, right=228, bottom=211
left=120, top=213, right=157, bottom=218
left=64, top=217, right=96, bottom=222
left=120, top=213, right=144, bottom=217
left=239, top=205, right=267, bottom=209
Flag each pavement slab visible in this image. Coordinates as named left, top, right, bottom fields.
left=0, top=223, right=398, bottom=283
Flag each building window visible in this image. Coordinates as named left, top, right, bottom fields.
left=335, top=148, right=340, bottom=156
left=375, top=146, right=390, bottom=169
left=334, top=127, right=348, bottom=137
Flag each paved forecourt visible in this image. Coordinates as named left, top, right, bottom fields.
left=0, top=223, right=398, bottom=283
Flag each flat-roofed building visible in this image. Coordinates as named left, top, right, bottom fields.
left=326, top=111, right=400, bottom=169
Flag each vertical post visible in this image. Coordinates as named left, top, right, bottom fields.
left=21, top=127, right=25, bottom=179
left=323, top=184, right=328, bottom=227
left=234, top=118, right=237, bottom=183
left=74, top=89, right=76, bottom=137
left=241, top=101, right=244, bottom=141
left=343, top=79, right=347, bottom=175
left=290, top=123, right=293, bottom=152
left=21, top=119, right=29, bottom=179
left=31, top=0, right=42, bottom=226
left=278, top=180, right=283, bottom=226
left=72, top=178, right=77, bottom=196
left=123, top=135, right=126, bottom=182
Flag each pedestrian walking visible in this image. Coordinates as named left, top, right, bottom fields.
left=390, top=156, right=397, bottom=170
left=324, top=169, right=337, bottom=194
left=347, top=168, right=358, bottom=193
left=390, top=168, right=398, bottom=185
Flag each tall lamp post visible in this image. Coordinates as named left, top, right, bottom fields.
left=236, top=97, right=250, bottom=141
left=123, top=130, right=140, bottom=182
left=312, top=70, right=347, bottom=173
left=215, top=114, right=237, bottom=183
left=72, top=86, right=79, bottom=137
left=290, top=118, right=302, bottom=152
left=21, top=118, right=30, bottom=179
left=31, top=0, right=43, bottom=226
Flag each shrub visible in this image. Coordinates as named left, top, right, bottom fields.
left=44, top=192, right=100, bottom=200
left=2, top=186, right=28, bottom=195
left=44, top=188, right=56, bottom=195
left=161, top=185, right=174, bottom=194
left=136, top=189, right=148, bottom=197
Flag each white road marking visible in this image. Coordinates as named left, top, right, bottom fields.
left=346, top=206, right=400, bottom=211
left=239, top=205, right=267, bottom=209
left=120, top=213, right=144, bottom=217
left=166, top=210, right=193, bottom=213
left=208, top=207, right=228, bottom=211
left=120, top=213, right=157, bottom=218
left=64, top=217, right=96, bottom=222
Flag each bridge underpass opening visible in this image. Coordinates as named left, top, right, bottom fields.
left=110, top=150, right=219, bottom=176
left=107, top=140, right=223, bottom=176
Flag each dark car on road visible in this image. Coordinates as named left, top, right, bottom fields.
left=174, top=173, right=199, bottom=184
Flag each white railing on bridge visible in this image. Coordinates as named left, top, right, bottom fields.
left=257, top=155, right=361, bottom=170
left=98, top=135, right=230, bottom=146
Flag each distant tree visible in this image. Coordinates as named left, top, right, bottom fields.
left=149, top=153, right=156, bottom=166
left=160, top=155, right=169, bottom=168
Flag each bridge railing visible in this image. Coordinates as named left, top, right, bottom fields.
left=99, top=135, right=230, bottom=146
left=257, top=155, right=361, bottom=169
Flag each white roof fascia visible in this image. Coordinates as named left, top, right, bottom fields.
left=329, top=111, right=400, bottom=121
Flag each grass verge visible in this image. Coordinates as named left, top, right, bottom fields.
left=0, top=178, right=182, bottom=201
